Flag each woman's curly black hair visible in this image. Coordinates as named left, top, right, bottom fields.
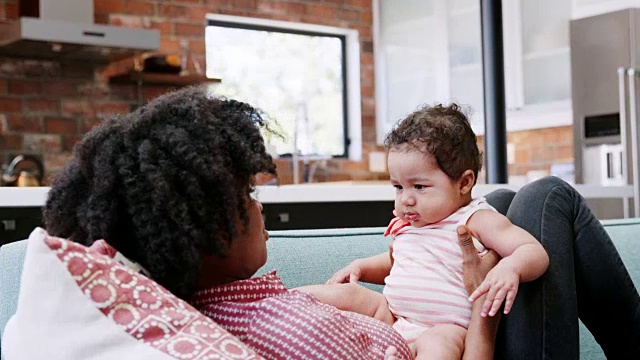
left=43, top=86, right=276, bottom=299
left=384, top=104, right=483, bottom=184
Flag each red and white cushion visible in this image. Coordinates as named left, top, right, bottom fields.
left=1, top=228, right=262, bottom=360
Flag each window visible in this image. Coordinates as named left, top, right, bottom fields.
left=205, top=15, right=362, bottom=160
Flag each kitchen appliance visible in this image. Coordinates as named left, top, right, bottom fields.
left=571, top=8, right=640, bottom=218
left=1, top=155, right=45, bottom=187
left=0, top=0, right=159, bottom=63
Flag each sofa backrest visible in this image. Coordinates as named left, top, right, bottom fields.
left=2, top=220, right=640, bottom=358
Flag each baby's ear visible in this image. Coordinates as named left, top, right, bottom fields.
left=459, top=169, right=475, bottom=195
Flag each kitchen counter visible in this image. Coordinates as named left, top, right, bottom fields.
left=0, top=183, right=636, bottom=240
left=0, top=183, right=635, bottom=206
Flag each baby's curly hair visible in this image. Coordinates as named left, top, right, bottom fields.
left=384, top=104, right=483, bottom=184
left=43, top=86, right=276, bottom=299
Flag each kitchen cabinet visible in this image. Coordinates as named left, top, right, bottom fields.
left=572, top=0, right=640, bottom=19
left=375, top=0, right=573, bottom=143
left=0, top=207, right=43, bottom=247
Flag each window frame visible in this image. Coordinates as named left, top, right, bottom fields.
left=205, top=14, right=363, bottom=161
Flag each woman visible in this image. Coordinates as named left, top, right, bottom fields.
left=42, top=87, right=639, bottom=358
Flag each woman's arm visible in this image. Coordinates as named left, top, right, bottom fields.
left=457, top=225, right=501, bottom=360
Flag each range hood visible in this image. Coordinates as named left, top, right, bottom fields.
left=0, top=0, right=159, bottom=63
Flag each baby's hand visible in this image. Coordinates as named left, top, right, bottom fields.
left=326, top=261, right=362, bottom=284
left=468, top=259, right=520, bottom=317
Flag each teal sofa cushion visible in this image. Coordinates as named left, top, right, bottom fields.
left=2, top=220, right=639, bottom=359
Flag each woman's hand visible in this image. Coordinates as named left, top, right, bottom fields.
left=469, top=260, right=520, bottom=317
left=456, top=225, right=501, bottom=295
left=326, top=261, right=363, bottom=284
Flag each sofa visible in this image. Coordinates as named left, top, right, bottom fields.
left=2, top=219, right=639, bottom=359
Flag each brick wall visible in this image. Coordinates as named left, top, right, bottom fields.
left=0, top=0, right=572, bottom=185
left=476, top=125, right=574, bottom=184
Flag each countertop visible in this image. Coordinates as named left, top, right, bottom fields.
left=0, top=183, right=635, bottom=207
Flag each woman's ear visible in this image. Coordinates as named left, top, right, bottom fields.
left=459, top=170, right=475, bottom=195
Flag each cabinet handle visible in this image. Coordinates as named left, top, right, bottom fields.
left=1, top=220, right=16, bottom=231
left=626, top=68, right=640, bottom=217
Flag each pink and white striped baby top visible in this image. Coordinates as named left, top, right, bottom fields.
left=192, top=270, right=412, bottom=360
left=383, top=197, right=496, bottom=343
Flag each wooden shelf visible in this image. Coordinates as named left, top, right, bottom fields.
left=109, top=72, right=221, bottom=86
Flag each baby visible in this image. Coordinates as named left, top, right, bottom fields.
left=304, top=104, right=549, bottom=359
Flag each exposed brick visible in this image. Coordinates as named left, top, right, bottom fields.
left=233, top=0, right=256, bottom=9
left=361, top=40, right=374, bottom=53
left=41, top=81, right=78, bottom=97
left=0, top=58, right=23, bottom=77
left=345, top=0, right=369, bottom=8
left=361, top=115, right=375, bottom=128
left=361, top=52, right=373, bottom=66
left=94, top=13, right=109, bottom=24
left=26, top=99, right=59, bottom=114
left=110, top=14, right=145, bottom=28
left=338, top=9, right=359, bottom=22
left=0, top=114, right=5, bottom=134
left=0, top=79, right=6, bottom=95
left=95, top=0, right=126, bottom=14
left=8, top=80, right=41, bottom=95
left=126, top=1, right=155, bottom=16
left=160, top=39, right=183, bottom=53
left=189, top=39, right=207, bottom=55
left=4, top=3, right=18, bottom=19
left=82, top=118, right=102, bottom=133
left=218, top=9, right=246, bottom=16
left=96, top=102, right=130, bottom=117
left=23, top=134, right=62, bottom=152
left=354, top=25, right=372, bottom=39
left=186, top=6, right=209, bottom=20
left=62, top=135, right=83, bottom=152
left=0, top=98, right=22, bottom=113
left=22, top=60, right=60, bottom=78
left=257, top=0, right=287, bottom=14
left=6, top=114, right=42, bottom=133
left=158, top=4, right=188, bottom=17
left=205, top=0, right=231, bottom=7
left=143, top=86, right=174, bottom=102
left=361, top=9, right=373, bottom=24
left=61, top=100, right=96, bottom=117
left=175, top=23, right=205, bottom=37
left=45, top=117, right=77, bottom=134
left=78, top=83, right=110, bottom=97
left=0, top=134, right=22, bottom=150
left=109, top=85, right=137, bottom=101
left=61, top=62, right=95, bottom=79
left=287, top=3, right=307, bottom=16
left=149, top=21, right=172, bottom=35
left=307, top=4, right=336, bottom=18
left=44, top=153, right=72, bottom=172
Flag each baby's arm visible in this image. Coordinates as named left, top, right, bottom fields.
left=295, top=283, right=395, bottom=325
left=467, top=210, right=550, bottom=316
left=326, top=251, right=393, bottom=285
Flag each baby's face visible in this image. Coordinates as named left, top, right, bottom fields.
left=388, top=149, right=465, bottom=227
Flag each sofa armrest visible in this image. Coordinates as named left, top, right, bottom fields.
left=0, top=240, right=27, bottom=357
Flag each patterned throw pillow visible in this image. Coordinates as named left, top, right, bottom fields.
left=1, top=228, right=262, bottom=360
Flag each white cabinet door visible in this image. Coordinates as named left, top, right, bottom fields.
left=520, top=0, right=572, bottom=106
left=447, top=2, right=484, bottom=123
left=375, top=0, right=574, bottom=142
left=374, top=0, right=448, bottom=143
